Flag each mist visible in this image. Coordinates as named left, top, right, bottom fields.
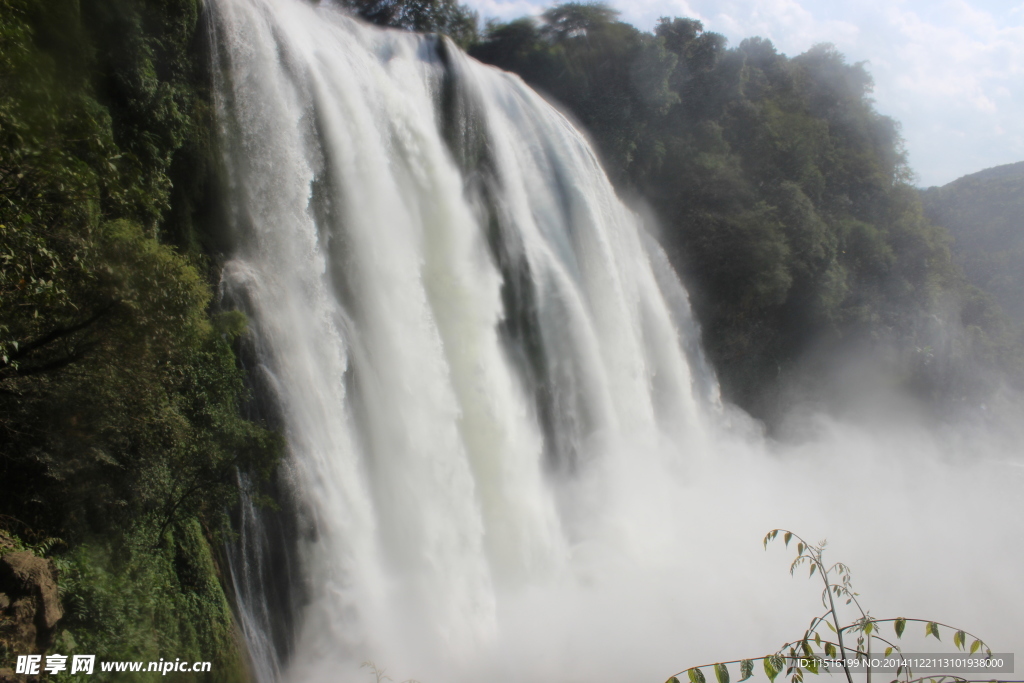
left=206, top=2, right=1024, bottom=683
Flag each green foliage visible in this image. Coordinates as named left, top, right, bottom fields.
left=668, top=531, right=993, bottom=683
left=341, top=0, right=480, bottom=48
left=1, top=0, right=279, bottom=675
left=50, top=520, right=246, bottom=683
left=471, top=4, right=1022, bottom=420
left=471, top=4, right=678, bottom=183
left=1, top=188, right=279, bottom=543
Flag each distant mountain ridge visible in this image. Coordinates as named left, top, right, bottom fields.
left=921, top=161, right=1024, bottom=321
left=943, top=160, right=1024, bottom=185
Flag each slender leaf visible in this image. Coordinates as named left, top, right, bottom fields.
left=971, top=640, right=981, bottom=654
left=740, top=660, right=754, bottom=682
left=894, top=618, right=906, bottom=638
left=715, top=663, right=730, bottom=683
left=764, top=657, right=779, bottom=683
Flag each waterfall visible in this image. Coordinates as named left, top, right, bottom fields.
left=210, top=1, right=1024, bottom=681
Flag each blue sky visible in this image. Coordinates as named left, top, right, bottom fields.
left=462, top=0, right=1024, bottom=187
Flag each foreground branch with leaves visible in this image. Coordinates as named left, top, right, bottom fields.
left=666, top=530, right=998, bottom=683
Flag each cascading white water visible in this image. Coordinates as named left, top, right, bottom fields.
left=210, top=2, right=1024, bottom=682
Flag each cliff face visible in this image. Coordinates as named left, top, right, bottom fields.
left=0, top=540, right=63, bottom=682
left=0, top=552, right=62, bottom=654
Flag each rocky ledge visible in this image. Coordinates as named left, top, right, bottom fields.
left=0, top=548, right=63, bottom=681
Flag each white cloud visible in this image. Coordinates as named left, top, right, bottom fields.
left=465, top=0, right=1024, bottom=185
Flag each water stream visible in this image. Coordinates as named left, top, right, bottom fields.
left=209, top=2, right=1024, bottom=681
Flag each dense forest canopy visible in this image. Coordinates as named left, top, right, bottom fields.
left=466, top=3, right=1023, bottom=419
left=336, top=0, right=480, bottom=46
left=1, top=0, right=278, bottom=673
left=1, top=0, right=1022, bottom=676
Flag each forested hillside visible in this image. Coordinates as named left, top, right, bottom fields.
left=468, top=4, right=1024, bottom=420
left=921, top=162, right=1024, bottom=323
left=1, top=0, right=278, bottom=676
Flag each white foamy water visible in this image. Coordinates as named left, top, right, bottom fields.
left=209, top=2, right=1024, bottom=681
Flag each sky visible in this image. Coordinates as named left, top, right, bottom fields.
left=461, top=0, right=1024, bottom=187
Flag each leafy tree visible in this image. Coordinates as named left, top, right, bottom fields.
left=341, top=0, right=480, bottom=47
left=471, top=5, right=1023, bottom=422
left=471, top=3, right=678, bottom=183
left=1, top=0, right=280, bottom=674
left=1, top=0, right=277, bottom=537
left=539, top=2, right=620, bottom=40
